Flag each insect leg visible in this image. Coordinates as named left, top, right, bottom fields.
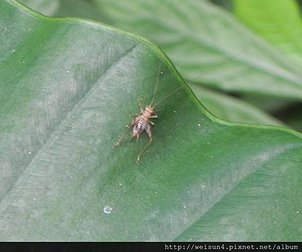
left=113, top=124, right=131, bottom=148
left=136, top=123, right=153, bottom=164
left=149, top=115, right=157, bottom=126
left=134, top=133, right=140, bottom=142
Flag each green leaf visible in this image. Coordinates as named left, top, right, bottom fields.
left=1, top=0, right=302, bottom=241
left=234, top=0, right=302, bottom=66
left=94, top=0, right=302, bottom=100
left=191, top=85, right=284, bottom=125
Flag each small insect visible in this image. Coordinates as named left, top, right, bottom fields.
left=130, top=100, right=157, bottom=163
left=113, top=62, right=182, bottom=163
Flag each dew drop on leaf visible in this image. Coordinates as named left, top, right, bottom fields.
left=103, top=205, right=113, bottom=214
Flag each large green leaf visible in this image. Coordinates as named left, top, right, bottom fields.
left=0, top=0, right=302, bottom=241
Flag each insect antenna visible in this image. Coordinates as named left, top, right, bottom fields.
left=151, top=50, right=245, bottom=108
left=152, top=86, right=183, bottom=107
left=150, top=61, right=162, bottom=106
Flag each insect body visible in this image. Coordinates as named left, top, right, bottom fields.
left=132, top=103, right=158, bottom=163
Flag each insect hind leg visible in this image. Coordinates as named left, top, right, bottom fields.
left=136, top=124, right=153, bottom=164
left=113, top=124, right=130, bottom=148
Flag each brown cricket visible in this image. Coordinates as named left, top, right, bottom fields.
left=113, top=62, right=180, bottom=163
left=131, top=100, right=158, bottom=163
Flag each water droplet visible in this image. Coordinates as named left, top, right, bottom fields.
left=297, top=210, right=300, bottom=214
left=28, top=151, right=32, bottom=155
left=173, top=110, right=176, bottom=113
left=160, top=71, right=163, bottom=75
left=183, top=205, right=187, bottom=209
left=103, top=205, right=113, bottom=214
left=198, top=123, right=201, bottom=127
left=273, top=221, right=277, bottom=224
left=201, top=184, right=205, bottom=188
left=119, top=183, right=123, bottom=186
left=66, top=70, right=70, bottom=73
left=12, top=49, right=16, bottom=52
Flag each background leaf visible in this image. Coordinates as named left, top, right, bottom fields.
left=234, top=0, right=302, bottom=66
left=94, top=0, right=302, bottom=100
left=1, top=0, right=302, bottom=241
left=191, top=85, right=283, bottom=125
